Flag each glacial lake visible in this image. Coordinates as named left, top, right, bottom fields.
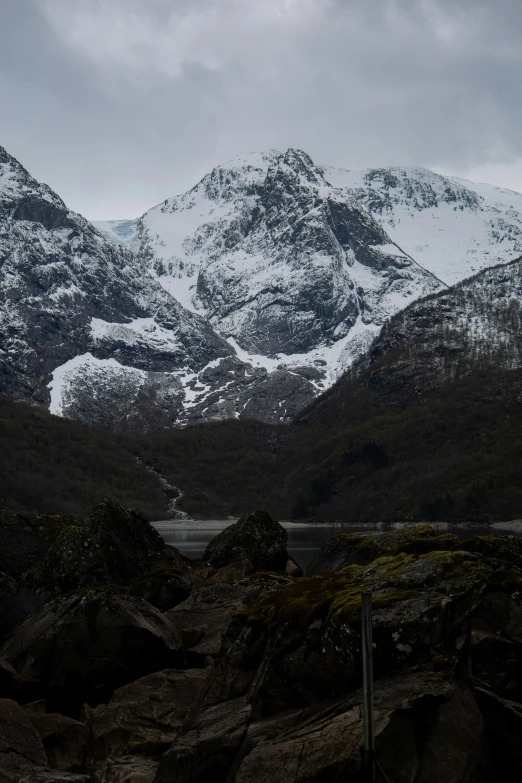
left=151, top=519, right=522, bottom=570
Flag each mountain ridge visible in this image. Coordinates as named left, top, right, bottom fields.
left=3, top=143, right=522, bottom=431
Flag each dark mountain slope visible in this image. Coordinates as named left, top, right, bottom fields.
left=0, top=394, right=166, bottom=517
left=129, top=365, right=522, bottom=522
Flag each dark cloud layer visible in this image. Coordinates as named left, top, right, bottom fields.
left=1, top=0, right=521, bottom=218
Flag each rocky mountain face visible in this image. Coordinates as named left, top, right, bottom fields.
left=134, top=149, right=441, bottom=378
left=323, top=164, right=522, bottom=284
left=349, top=252, right=522, bottom=406
left=0, top=146, right=324, bottom=430
left=99, top=148, right=522, bottom=423
left=4, top=142, right=522, bottom=431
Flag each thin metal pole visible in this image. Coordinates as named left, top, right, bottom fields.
left=361, top=591, right=375, bottom=782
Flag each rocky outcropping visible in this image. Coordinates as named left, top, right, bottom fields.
left=0, top=591, right=183, bottom=715
left=306, top=526, right=460, bottom=575
left=0, top=698, right=48, bottom=782
left=87, top=668, right=209, bottom=762
left=156, top=668, right=484, bottom=783
left=3, top=505, right=522, bottom=781
left=203, top=510, right=289, bottom=573
left=203, top=547, right=491, bottom=712
left=23, top=498, right=189, bottom=596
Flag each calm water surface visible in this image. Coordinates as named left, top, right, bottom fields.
left=152, top=519, right=522, bottom=570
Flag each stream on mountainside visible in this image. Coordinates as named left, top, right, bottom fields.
left=151, top=519, right=522, bottom=570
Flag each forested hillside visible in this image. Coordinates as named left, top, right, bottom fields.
left=0, top=394, right=166, bottom=518
left=128, top=365, right=522, bottom=522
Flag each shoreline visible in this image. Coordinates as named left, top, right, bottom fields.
left=152, top=518, right=522, bottom=533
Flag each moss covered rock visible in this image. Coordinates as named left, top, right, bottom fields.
left=203, top=510, right=288, bottom=572
left=306, top=526, right=460, bottom=575
left=211, top=548, right=492, bottom=712
left=457, top=534, right=522, bottom=571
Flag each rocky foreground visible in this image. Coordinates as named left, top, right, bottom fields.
left=1, top=504, right=522, bottom=781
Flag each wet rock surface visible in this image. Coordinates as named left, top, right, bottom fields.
left=2, top=505, right=522, bottom=780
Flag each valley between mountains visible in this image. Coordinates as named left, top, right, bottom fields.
left=3, top=143, right=522, bottom=522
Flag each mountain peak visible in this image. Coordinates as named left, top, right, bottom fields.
left=4, top=143, right=522, bottom=434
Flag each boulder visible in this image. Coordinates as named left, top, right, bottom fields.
left=0, top=590, right=182, bottom=714
left=89, top=668, right=210, bottom=762
left=130, top=568, right=192, bottom=612
left=0, top=697, right=47, bottom=783
left=306, top=526, right=459, bottom=575
left=156, top=668, right=483, bottom=783
left=0, top=510, right=80, bottom=580
left=24, top=499, right=190, bottom=596
left=88, top=499, right=182, bottom=580
left=207, top=549, right=492, bottom=712
left=284, top=555, right=303, bottom=578
left=94, top=755, right=158, bottom=783
left=22, top=702, right=86, bottom=770
left=203, top=511, right=288, bottom=572
left=167, top=573, right=289, bottom=663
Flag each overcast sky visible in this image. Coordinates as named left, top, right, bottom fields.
left=1, top=0, right=522, bottom=220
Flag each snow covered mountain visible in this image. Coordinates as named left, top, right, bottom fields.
left=323, top=165, right=522, bottom=284
left=0, top=146, right=327, bottom=430
left=3, top=142, right=522, bottom=432
left=136, top=149, right=442, bottom=385
left=133, top=152, right=522, bottom=386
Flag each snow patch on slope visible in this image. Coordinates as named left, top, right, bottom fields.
left=48, top=353, right=137, bottom=415
left=92, top=219, right=139, bottom=251
left=90, top=316, right=182, bottom=352
left=322, top=164, right=522, bottom=284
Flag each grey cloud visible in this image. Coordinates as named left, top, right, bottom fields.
left=1, top=0, right=521, bottom=218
